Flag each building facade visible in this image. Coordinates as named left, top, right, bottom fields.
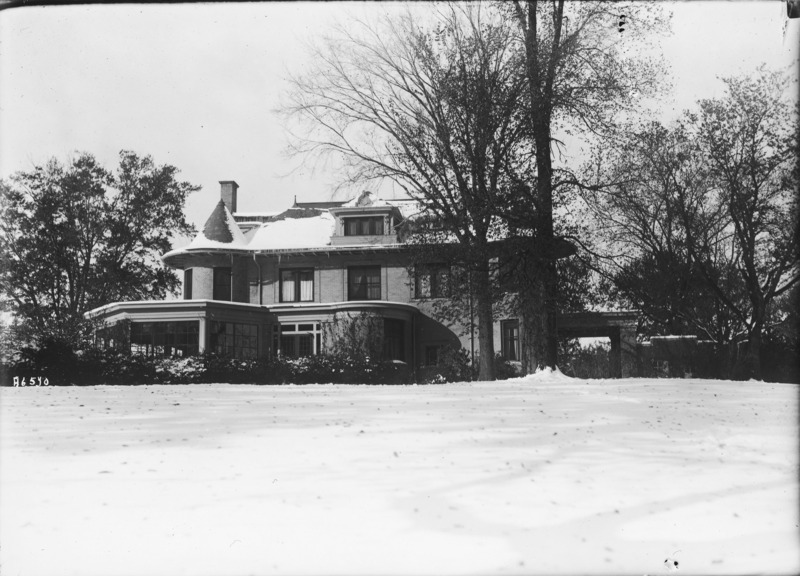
left=87, top=182, right=479, bottom=372
left=86, top=181, right=639, bottom=377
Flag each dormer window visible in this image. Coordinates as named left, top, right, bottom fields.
left=344, top=216, right=384, bottom=236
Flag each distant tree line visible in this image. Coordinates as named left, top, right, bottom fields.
left=582, top=67, right=798, bottom=379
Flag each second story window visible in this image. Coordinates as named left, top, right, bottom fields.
left=183, top=269, right=193, bottom=300
left=213, top=267, right=231, bottom=301
left=501, top=319, right=520, bottom=361
left=415, top=263, right=450, bottom=298
left=344, top=217, right=384, bottom=236
left=348, top=266, right=381, bottom=300
left=280, top=269, right=314, bottom=302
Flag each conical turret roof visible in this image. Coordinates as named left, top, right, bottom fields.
left=203, top=200, right=236, bottom=242
left=184, top=200, right=248, bottom=249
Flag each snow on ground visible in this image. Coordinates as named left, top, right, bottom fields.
left=1, top=374, right=797, bottom=576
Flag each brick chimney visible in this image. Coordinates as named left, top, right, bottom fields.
left=219, top=181, right=238, bottom=214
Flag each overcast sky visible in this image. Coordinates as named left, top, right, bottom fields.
left=1, top=1, right=798, bottom=234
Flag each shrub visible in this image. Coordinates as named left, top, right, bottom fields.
left=493, top=353, right=521, bottom=380
left=419, top=346, right=473, bottom=383
left=154, top=356, right=207, bottom=384
left=2, top=340, right=417, bottom=386
left=16, top=337, right=79, bottom=384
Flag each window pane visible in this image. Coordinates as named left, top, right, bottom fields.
left=502, top=321, right=519, bottom=361
left=348, top=266, right=381, bottom=300
left=383, top=318, right=405, bottom=361
left=298, top=335, right=313, bottom=357
left=415, top=267, right=431, bottom=298
left=425, top=345, right=440, bottom=366
left=213, top=268, right=232, bottom=301
left=281, top=270, right=296, bottom=302
left=184, top=269, right=193, bottom=300
left=280, top=336, right=295, bottom=358
left=131, top=321, right=199, bottom=358
left=299, top=271, right=313, bottom=301
left=433, top=266, right=449, bottom=298
left=345, top=217, right=383, bottom=236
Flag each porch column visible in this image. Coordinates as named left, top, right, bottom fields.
left=610, top=330, right=622, bottom=378
left=620, top=327, right=638, bottom=378
left=198, top=317, right=207, bottom=354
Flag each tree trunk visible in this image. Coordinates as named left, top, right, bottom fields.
left=473, top=263, right=496, bottom=381
left=519, top=256, right=557, bottom=373
left=740, top=323, right=763, bottom=380
left=517, top=122, right=559, bottom=373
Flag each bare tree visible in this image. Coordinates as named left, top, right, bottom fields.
left=282, top=5, right=530, bottom=379
left=689, top=67, right=799, bottom=378
left=584, top=67, right=799, bottom=379
left=509, top=0, right=667, bottom=372
left=583, top=121, right=744, bottom=344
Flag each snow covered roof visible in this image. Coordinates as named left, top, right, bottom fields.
left=248, top=212, right=336, bottom=250
left=341, top=190, right=390, bottom=208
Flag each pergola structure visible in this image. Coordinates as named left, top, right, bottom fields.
left=558, top=311, right=639, bottom=377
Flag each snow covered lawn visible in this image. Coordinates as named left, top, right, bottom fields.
left=1, top=373, right=797, bottom=576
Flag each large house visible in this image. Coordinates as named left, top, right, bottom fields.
left=87, top=182, right=498, bottom=369
left=86, top=181, right=639, bottom=377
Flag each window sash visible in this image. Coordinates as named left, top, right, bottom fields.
left=415, top=264, right=449, bottom=298
left=184, top=269, right=193, bottom=300
left=425, top=345, right=440, bottom=366
left=213, top=267, right=231, bottom=301
left=130, top=321, right=199, bottom=358
left=383, top=318, right=405, bottom=361
left=502, top=321, right=520, bottom=361
left=344, top=217, right=384, bottom=236
left=281, top=271, right=295, bottom=302
left=280, top=269, right=314, bottom=302
left=348, top=266, right=381, bottom=300
left=211, top=321, right=258, bottom=359
left=299, top=270, right=313, bottom=301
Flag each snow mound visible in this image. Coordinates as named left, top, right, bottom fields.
left=513, top=366, right=576, bottom=384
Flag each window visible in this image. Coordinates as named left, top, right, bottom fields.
left=383, top=318, right=405, bottom=361
left=414, top=263, right=450, bottom=298
left=213, top=267, right=232, bottom=301
left=280, top=269, right=314, bottom=302
left=348, top=266, right=381, bottom=300
left=344, top=217, right=384, bottom=236
left=424, top=345, right=441, bottom=366
left=501, top=320, right=520, bottom=361
left=184, top=269, right=193, bottom=300
left=210, top=321, right=258, bottom=359
left=273, top=322, right=322, bottom=358
left=130, top=321, right=199, bottom=358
